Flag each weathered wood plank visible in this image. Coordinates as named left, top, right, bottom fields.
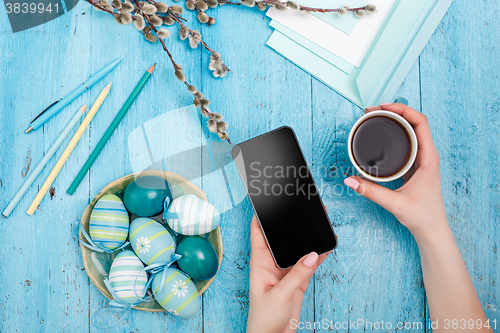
left=83, top=5, right=206, bottom=332
left=311, top=62, right=425, bottom=333
left=420, top=0, right=500, bottom=327
left=0, top=3, right=92, bottom=332
left=199, top=5, right=316, bottom=332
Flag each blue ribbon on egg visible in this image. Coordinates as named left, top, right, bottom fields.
left=162, top=196, right=184, bottom=236
left=78, top=223, right=130, bottom=253
left=133, top=254, right=183, bottom=301
left=92, top=278, right=146, bottom=328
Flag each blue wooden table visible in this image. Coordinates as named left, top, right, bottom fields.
left=0, top=1, right=499, bottom=332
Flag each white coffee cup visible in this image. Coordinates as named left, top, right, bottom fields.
left=347, top=110, right=418, bottom=182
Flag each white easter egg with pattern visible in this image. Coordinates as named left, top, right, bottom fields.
left=108, top=250, right=147, bottom=305
left=165, top=195, right=221, bottom=235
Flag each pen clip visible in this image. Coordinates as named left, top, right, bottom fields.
left=31, top=100, right=61, bottom=124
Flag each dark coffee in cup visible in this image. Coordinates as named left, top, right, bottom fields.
left=351, top=115, right=411, bottom=178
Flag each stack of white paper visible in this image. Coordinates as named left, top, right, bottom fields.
left=265, top=0, right=454, bottom=108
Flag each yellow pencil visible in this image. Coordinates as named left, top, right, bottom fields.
left=26, top=83, right=112, bottom=216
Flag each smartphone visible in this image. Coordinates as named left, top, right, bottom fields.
left=232, top=126, right=337, bottom=269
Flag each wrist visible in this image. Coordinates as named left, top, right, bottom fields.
left=410, top=217, right=452, bottom=247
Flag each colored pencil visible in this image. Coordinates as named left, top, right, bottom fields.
left=26, top=83, right=112, bottom=215
left=2, top=107, right=86, bottom=217
left=66, top=64, right=156, bottom=195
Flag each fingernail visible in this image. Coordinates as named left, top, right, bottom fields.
left=303, top=252, right=318, bottom=268
left=344, top=177, right=360, bottom=191
left=364, top=106, right=379, bottom=113
left=379, top=103, right=392, bottom=106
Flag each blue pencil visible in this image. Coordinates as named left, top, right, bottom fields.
left=25, top=58, right=122, bottom=133
left=3, top=106, right=86, bottom=217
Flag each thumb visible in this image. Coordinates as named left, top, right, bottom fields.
left=344, top=176, right=399, bottom=212
left=274, top=252, right=319, bottom=299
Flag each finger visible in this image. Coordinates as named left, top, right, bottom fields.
left=296, top=251, right=332, bottom=292
left=250, top=215, right=269, bottom=251
left=344, top=176, right=400, bottom=212
left=317, top=251, right=331, bottom=266
left=378, top=103, right=439, bottom=168
left=273, top=252, right=319, bottom=300
left=249, top=216, right=274, bottom=292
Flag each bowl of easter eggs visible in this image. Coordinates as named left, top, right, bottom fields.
left=79, top=170, right=222, bottom=316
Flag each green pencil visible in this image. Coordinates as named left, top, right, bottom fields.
left=66, top=64, right=156, bottom=195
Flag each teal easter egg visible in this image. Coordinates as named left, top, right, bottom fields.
left=89, top=194, right=130, bottom=250
left=177, top=236, right=218, bottom=280
left=108, top=250, right=147, bottom=304
left=129, top=218, right=176, bottom=266
left=123, top=176, right=172, bottom=217
left=165, top=195, right=221, bottom=235
left=152, top=267, right=200, bottom=317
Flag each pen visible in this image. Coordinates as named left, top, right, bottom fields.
left=25, top=58, right=122, bottom=133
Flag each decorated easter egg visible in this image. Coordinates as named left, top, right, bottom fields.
left=123, top=176, right=172, bottom=217
left=129, top=217, right=176, bottom=266
left=152, top=267, right=200, bottom=317
left=108, top=250, right=147, bottom=304
left=89, top=194, right=130, bottom=250
left=177, top=236, right=219, bottom=280
left=164, top=195, right=221, bottom=235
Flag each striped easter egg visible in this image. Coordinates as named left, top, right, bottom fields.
left=152, top=267, right=200, bottom=317
left=164, top=195, right=221, bottom=235
left=89, top=194, right=130, bottom=250
left=129, top=218, right=176, bottom=266
left=108, top=250, right=147, bottom=305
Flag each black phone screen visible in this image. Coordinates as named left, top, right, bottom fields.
left=232, top=126, right=337, bottom=269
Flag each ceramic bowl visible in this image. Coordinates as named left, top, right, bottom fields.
left=79, top=170, right=223, bottom=312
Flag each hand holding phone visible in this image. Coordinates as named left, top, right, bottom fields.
left=246, top=215, right=331, bottom=333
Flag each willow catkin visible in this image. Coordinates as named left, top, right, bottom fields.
left=207, top=119, right=217, bottom=133
left=132, top=14, right=145, bottom=30
left=157, top=28, right=170, bottom=39
left=141, top=3, right=157, bottom=15
left=169, top=5, right=183, bottom=14
left=175, top=70, right=186, bottom=82
left=145, top=33, right=158, bottom=43
left=149, top=14, right=162, bottom=27
left=154, top=1, right=168, bottom=12
left=120, top=12, right=132, bottom=24
left=197, top=12, right=209, bottom=23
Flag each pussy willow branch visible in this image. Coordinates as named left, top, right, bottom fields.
left=141, top=0, right=186, bottom=21
left=183, top=81, right=231, bottom=143
left=259, top=0, right=366, bottom=12
left=89, top=0, right=119, bottom=15
left=216, top=0, right=366, bottom=12
left=132, top=0, right=180, bottom=69
left=216, top=0, right=242, bottom=5
left=166, top=12, right=229, bottom=72
left=169, top=11, right=187, bottom=22
left=132, top=0, right=230, bottom=142
left=187, top=0, right=212, bottom=23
